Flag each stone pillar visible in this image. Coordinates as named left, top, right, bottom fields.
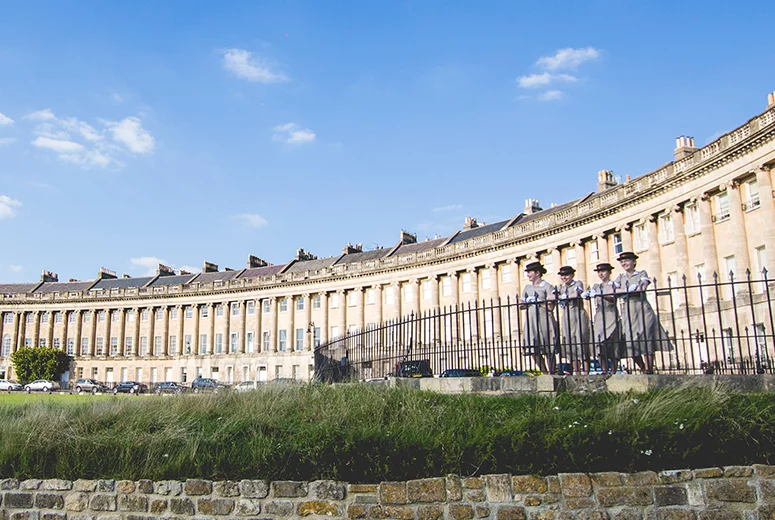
left=47, top=312, right=55, bottom=350
left=574, top=242, right=587, bottom=284
left=288, top=297, right=296, bottom=351
left=468, top=268, right=479, bottom=305
left=647, top=216, right=663, bottom=283
left=16, top=311, right=26, bottom=350
left=338, top=290, right=347, bottom=334
left=160, top=307, right=169, bottom=356
left=619, top=224, right=633, bottom=253
left=429, top=276, right=440, bottom=310
left=240, top=301, right=247, bottom=354
left=372, top=285, right=383, bottom=323
left=59, top=312, right=67, bottom=353
left=672, top=204, right=690, bottom=279
left=304, top=293, right=312, bottom=351
left=147, top=307, right=156, bottom=357
left=207, top=303, right=215, bottom=355
left=254, top=299, right=262, bottom=353
left=595, top=235, right=609, bottom=264
left=410, top=279, right=421, bottom=316
left=728, top=180, right=752, bottom=281
left=117, top=309, right=126, bottom=357
left=88, top=310, right=97, bottom=357
left=223, top=302, right=231, bottom=354
left=358, top=287, right=366, bottom=332
left=131, top=308, right=140, bottom=357
left=488, top=264, right=500, bottom=301
left=192, top=304, right=200, bottom=355
left=73, top=311, right=83, bottom=356
left=104, top=309, right=112, bottom=357
left=177, top=305, right=184, bottom=356
left=31, top=311, right=40, bottom=349
left=320, top=292, right=329, bottom=345
left=10, top=312, right=20, bottom=355
left=756, top=165, right=775, bottom=272
left=448, top=272, right=459, bottom=310
left=699, top=192, right=721, bottom=278
left=392, top=282, right=402, bottom=318
left=269, top=297, right=278, bottom=352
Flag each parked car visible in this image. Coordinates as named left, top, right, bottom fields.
left=112, top=381, right=148, bottom=394
left=154, top=381, right=186, bottom=394
left=234, top=380, right=260, bottom=392
left=394, top=359, right=433, bottom=378
left=74, top=378, right=108, bottom=394
left=498, top=370, right=527, bottom=377
left=190, top=377, right=228, bottom=393
left=24, top=380, right=60, bottom=393
left=439, top=368, right=482, bottom=378
left=0, top=379, right=22, bottom=392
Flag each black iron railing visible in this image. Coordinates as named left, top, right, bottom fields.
left=315, top=269, right=775, bottom=381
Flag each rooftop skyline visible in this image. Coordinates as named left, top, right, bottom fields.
left=1, top=1, right=774, bottom=283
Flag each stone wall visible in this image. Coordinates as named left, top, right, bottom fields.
left=2, top=465, right=775, bottom=519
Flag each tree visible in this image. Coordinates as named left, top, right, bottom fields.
left=10, top=347, right=71, bottom=384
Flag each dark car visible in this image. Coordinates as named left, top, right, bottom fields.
left=112, top=381, right=148, bottom=394
left=498, top=370, right=527, bottom=377
left=154, top=381, right=186, bottom=395
left=190, top=377, right=228, bottom=393
left=394, top=359, right=433, bottom=378
left=440, top=368, right=482, bottom=378
left=74, top=378, right=108, bottom=394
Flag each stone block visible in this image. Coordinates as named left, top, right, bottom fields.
left=447, top=475, right=463, bottom=501
left=310, top=480, right=346, bottom=500
left=512, top=475, right=548, bottom=494
left=559, top=473, right=592, bottom=497
left=705, top=479, right=756, bottom=503
left=272, top=480, right=308, bottom=498
left=496, top=506, right=527, bottom=520
left=89, top=493, right=117, bottom=511
left=754, top=465, right=775, bottom=477
left=239, top=479, right=269, bottom=498
left=67, top=515, right=96, bottom=520
left=154, top=480, right=183, bottom=496
left=649, top=511, right=696, bottom=520
left=9, top=512, right=39, bottom=520
left=116, top=480, right=135, bottom=494
left=577, top=511, right=610, bottom=520
left=41, top=513, right=67, bottom=520
left=1, top=479, right=20, bottom=490
left=566, top=498, right=596, bottom=509
left=686, top=480, right=705, bottom=507
left=476, top=506, right=491, bottom=518
left=347, top=504, right=368, bottom=519
left=297, top=500, right=343, bottom=516
left=563, top=375, right=608, bottom=393
left=235, top=498, right=261, bottom=516
left=758, top=505, right=775, bottom=520
left=698, top=512, right=744, bottom=520
left=536, top=375, right=563, bottom=393
left=463, top=477, right=485, bottom=489
left=501, top=376, right=537, bottom=393
left=723, top=466, right=753, bottom=478
left=65, top=492, right=90, bottom=511
left=623, top=472, right=659, bottom=486
left=96, top=480, right=115, bottom=492
left=136, top=480, right=153, bottom=494
left=40, top=480, right=72, bottom=491
left=35, top=493, right=64, bottom=509
left=355, top=494, right=378, bottom=504
left=264, top=499, right=295, bottom=516
left=169, top=498, right=195, bottom=515
left=4, top=492, right=34, bottom=508
left=659, top=470, right=693, bottom=484
left=654, top=486, right=688, bottom=506
left=693, top=468, right=724, bottom=479
left=591, top=472, right=624, bottom=487
left=606, top=374, right=648, bottom=393
left=74, top=479, right=97, bottom=492
left=547, top=476, right=560, bottom=493
left=149, top=498, right=167, bottom=513
left=761, top=480, right=775, bottom=503
left=197, top=497, right=234, bottom=515
left=612, top=509, right=643, bottom=520
left=349, top=483, right=378, bottom=494
left=118, top=494, right=148, bottom=512
left=408, top=478, right=446, bottom=503
left=524, top=496, right=541, bottom=506
left=597, top=487, right=653, bottom=507
left=379, top=481, right=408, bottom=504
left=213, top=480, right=240, bottom=497
left=466, top=490, right=486, bottom=502
left=449, top=504, right=475, bottom=520
left=485, top=474, right=513, bottom=502
left=183, top=479, right=212, bottom=496
left=21, top=479, right=42, bottom=490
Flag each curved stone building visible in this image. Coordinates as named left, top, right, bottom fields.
left=2, top=91, right=775, bottom=384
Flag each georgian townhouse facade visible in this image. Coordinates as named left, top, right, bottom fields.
left=2, top=91, right=775, bottom=384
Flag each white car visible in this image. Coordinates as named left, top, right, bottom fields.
left=234, top=380, right=260, bottom=392
left=0, top=379, right=22, bottom=392
left=24, top=380, right=60, bottom=393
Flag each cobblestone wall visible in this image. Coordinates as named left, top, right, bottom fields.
left=2, top=465, right=775, bottom=519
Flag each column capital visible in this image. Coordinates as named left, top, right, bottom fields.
left=370, top=283, right=381, bottom=290
left=409, top=278, right=420, bottom=285
left=465, top=266, right=476, bottom=273
left=673, top=203, right=684, bottom=213
left=700, top=191, right=712, bottom=201
left=546, top=246, right=555, bottom=254
left=648, top=213, right=659, bottom=224
left=729, top=178, right=742, bottom=189
left=446, top=271, right=458, bottom=278
left=486, top=263, right=498, bottom=270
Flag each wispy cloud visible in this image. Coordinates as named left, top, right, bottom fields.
left=0, top=137, right=16, bottom=147
left=0, top=195, right=22, bottom=219
left=223, top=48, right=288, bottom=84
left=516, top=72, right=577, bottom=89
left=236, top=213, right=269, bottom=228
left=25, top=109, right=155, bottom=169
left=272, top=122, right=316, bottom=144
left=0, top=112, right=14, bottom=126
left=130, top=256, right=168, bottom=276
left=112, top=93, right=124, bottom=103
left=9, top=265, right=22, bottom=272
left=433, top=204, right=463, bottom=213
left=536, top=47, right=600, bottom=71
left=539, top=90, right=565, bottom=101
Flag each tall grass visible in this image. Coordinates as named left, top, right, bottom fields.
left=0, top=384, right=772, bottom=482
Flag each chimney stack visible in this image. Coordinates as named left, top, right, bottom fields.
left=157, top=264, right=176, bottom=276
left=674, top=135, right=697, bottom=161
left=97, top=267, right=117, bottom=280
left=296, top=248, right=318, bottom=261
left=203, top=261, right=218, bottom=273
left=399, top=230, right=417, bottom=245
left=40, top=270, right=59, bottom=283
left=247, top=255, right=268, bottom=268
left=524, top=198, right=542, bottom=215
left=596, top=170, right=617, bottom=192
left=463, top=216, right=479, bottom=230
left=768, top=91, right=775, bottom=107
left=342, top=242, right=363, bottom=254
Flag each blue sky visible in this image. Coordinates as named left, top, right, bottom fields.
left=1, top=1, right=774, bottom=283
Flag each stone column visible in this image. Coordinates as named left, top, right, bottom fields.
left=160, top=307, right=169, bottom=356
left=207, top=303, right=215, bottom=355
left=672, top=204, right=690, bottom=279
left=410, top=279, right=421, bottom=316
left=117, top=309, right=126, bottom=357
left=31, top=311, right=40, bottom=348
left=304, top=294, right=313, bottom=351
left=147, top=307, right=156, bottom=357
left=223, top=302, right=231, bottom=354
left=488, top=263, right=500, bottom=300
left=756, top=165, right=775, bottom=272
left=288, top=297, right=296, bottom=351
left=104, top=309, right=112, bottom=357
left=177, top=305, right=184, bottom=356
left=254, top=299, right=262, bottom=353
left=647, top=215, right=663, bottom=283
left=392, top=282, right=402, bottom=318
left=574, top=241, right=587, bottom=284
left=269, top=297, right=278, bottom=352
left=16, top=311, right=26, bottom=350
left=594, top=235, right=609, bottom=264
left=338, top=290, right=347, bottom=334
left=728, top=180, right=752, bottom=281
left=619, top=224, right=633, bottom=253
left=358, top=287, right=366, bottom=331
left=428, top=276, right=440, bottom=310
left=372, top=285, right=383, bottom=323
left=73, top=311, right=83, bottom=356
left=131, top=308, right=140, bottom=357
left=192, top=304, right=201, bottom=355
left=240, top=301, right=247, bottom=354
left=47, top=312, right=55, bottom=350
left=59, top=312, right=67, bottom=353
left=320, top=292, right=329, bottom=344
left=88, top=310, right=97, bottom=357
left=10, top=312, right=20, bottom=355
left=448, top=272, right=459, bottom=310
left=699, top=191, right=721, bottom=278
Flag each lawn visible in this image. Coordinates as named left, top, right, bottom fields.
left=0, top=383, right=773, bottom=482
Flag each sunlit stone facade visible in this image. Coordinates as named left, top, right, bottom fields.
left=2, top=92, right=775, bottom=384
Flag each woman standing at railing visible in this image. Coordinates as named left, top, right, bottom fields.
left=521, top=261, right=558, bottom=374
left=614, top=252, right=671, bottom=374
left=587, top=262, right=621, bottom=375
left=556, top=265, right=591, bottom=375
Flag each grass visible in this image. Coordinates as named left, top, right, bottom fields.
left=0, top=384, right=773, bottom=482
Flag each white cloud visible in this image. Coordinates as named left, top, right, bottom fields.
left=0, top=137, right=16, bottom=146
left=130, top=256, right=168, bottom=276
left=536, top=47, right=600, bottom=71
left=433, top=204, right=463, bottom=213
left=272, top=122, right=316, bottom=144
left=236, top=213, right=269, bottom=228
left=516, top=72, right=577, bottom=89
left=9, top=265, right=22, bottom=272
left=0, top=112, right=14, bottom=125
left=108, top=117, right=154, bottom=154
left=0, top=195, right=22, bottom=219
left=112, top=93, right=124, bottom=103
left=539, top=90, right=566, bottom=101
left=32, top=136, right=84, bottom=153
left=223, top=48, right=288, bottom=84
left=25, top=109, right=56, bottom=121
left=178, top=265, right=201, bottom=275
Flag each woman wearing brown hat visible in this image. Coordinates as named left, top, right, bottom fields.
left=614, top=252, right=671, bottom=374
left=588, top=262, right=621, bottom=375
left=556, top=265, right=591, bottom=375
left=520, top=261, right=558, bottom=374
